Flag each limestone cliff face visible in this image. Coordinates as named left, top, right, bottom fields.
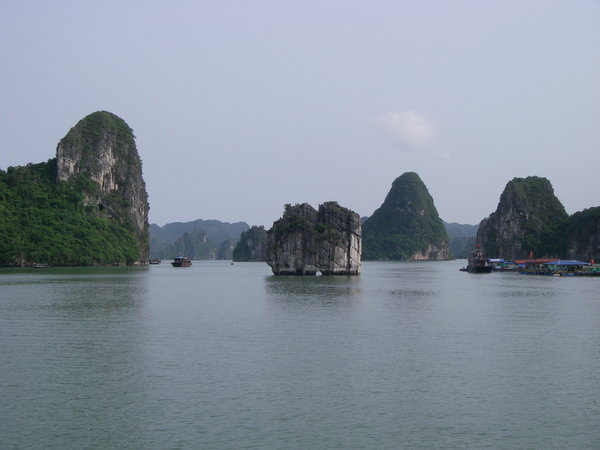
left=476, top=176, right=567, bottom=260
left=217, top=239, right=237, bottom=260
left=56, top=111, right=150, bottom=263
left=172, top=228, right=216, bottom=260
left=559, top=207, right=600, bottom=261
left=362, top=172, right=450, bottom=260
left=233, top=226, right=267, bottom=261
left=150, top=220, right=249, bottom=260
left=266, top=202, right=361, bottom=275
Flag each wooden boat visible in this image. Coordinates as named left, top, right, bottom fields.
left=149, top=258, right=162, bottom=265
left=171, top=256, right=192, bottom=267
left=464, top=246, right=493, bottom=273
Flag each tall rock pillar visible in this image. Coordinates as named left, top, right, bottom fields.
left=266, top=202, right=361, bottom=275
left=56, top=111, right=150, bottom=264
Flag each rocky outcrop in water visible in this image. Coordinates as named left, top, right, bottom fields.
left=56, top=111, right=150, bottom=263
left=233, top=226, right=267, bottom=261
left=266, top=202, right=361, bottom=275
left=362, top=172, right=450, bottom=260
left=476, top=176, right=568, bottom=260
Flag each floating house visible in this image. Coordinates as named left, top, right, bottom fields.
left=544, top=260, right=590, bottom=276
left=515, top=258, right=597, bottom=276
left=515, top=258, right=559, bottom=275
left=489, top=258, right=519, bottom=271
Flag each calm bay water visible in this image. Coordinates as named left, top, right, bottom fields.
left=1, top=260, right=599, bottom=449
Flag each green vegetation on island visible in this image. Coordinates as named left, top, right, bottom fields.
left=530, top=206, right=600, bottom=260
left=477, top=176, right=570, bottom=260
left=233, top=226, right=267, bottom=261
left=0, top=111, right=149, bottom=266
left=0, top=160, right=141, bottom=266
left=362, top=172, right=450, bottom=260
left=5, top=111, right=597, bottom=267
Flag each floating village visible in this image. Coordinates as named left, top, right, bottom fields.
left=461, top=246, right=600, bottom=277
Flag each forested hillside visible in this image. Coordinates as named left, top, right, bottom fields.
left=0, top=160, right=141, bottom=265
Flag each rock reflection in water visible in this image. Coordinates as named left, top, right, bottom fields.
left=264, top=275, right=361, bottom=308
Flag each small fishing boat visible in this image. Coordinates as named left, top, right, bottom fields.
left=171, top=256, right=192, bottom=267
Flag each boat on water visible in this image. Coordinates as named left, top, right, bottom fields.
left=171, top=256, right=192, bottom=267
left=32, top=262, right=49, bottom=268
left=149, top=258, right=161, bottom=265
left=461, top=246, right=493, bottom=273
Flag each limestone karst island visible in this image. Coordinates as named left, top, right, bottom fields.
left=362, top=172, right=451, bottom=261
left=1, top=112, right=599, bottom=273
left=265, top=202, right=362, bottom=275
left=473, top=176, right=600, bottom=275
left=0, top=111, right=149, bottom=266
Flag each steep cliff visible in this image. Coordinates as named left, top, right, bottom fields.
left=233, top=226, right=267, bottom=261
left=56, top=111, right=149, bottom=262
left=560, top=207, right=600, bottom=261
left=266, top=202, right=361, bottom=275
left=476, top=176, right=568, bottom=260
left=362, top=172, right=450, bottom=260
left=0, top=112, right=150, bottom=266
left=217, top=239, right=237, bottom=260
left=171, top=228, right=216, bottom=260
left=536, top=206, right=600, bottom=261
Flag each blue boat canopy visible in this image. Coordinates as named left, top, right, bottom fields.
left=544, top=260, right=590, bottom=266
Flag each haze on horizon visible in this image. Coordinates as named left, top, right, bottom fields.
left=1, top=0, right=598, bottom=228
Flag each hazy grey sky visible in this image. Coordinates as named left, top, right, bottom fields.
left=1, top=0, right=599, bottom=227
